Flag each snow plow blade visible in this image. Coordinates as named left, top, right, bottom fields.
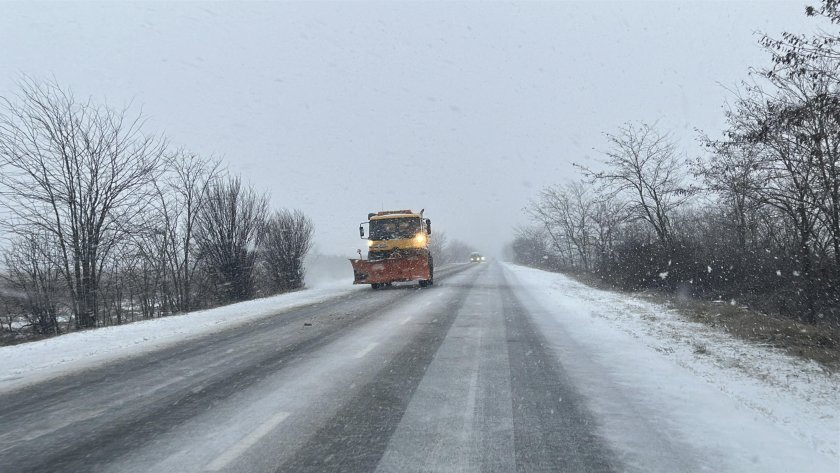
left=350, top=256, right=431, bottom=285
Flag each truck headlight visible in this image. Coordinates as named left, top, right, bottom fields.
left=414, top=233, right=427, bottom=244
left=367, top=240, right=374, bottom=247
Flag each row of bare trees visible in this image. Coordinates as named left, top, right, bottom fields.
left=0, top=79, right=314, bottom=341
left=428, top=230, right=478, bottom=265
left=515, top=3, right=840, bottom=325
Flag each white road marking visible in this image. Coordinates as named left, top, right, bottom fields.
left=353, top=342, right=379, bottom=359
left=400, top=316, right=412, bottom=325
left=205, top=412, right=290, bottom=471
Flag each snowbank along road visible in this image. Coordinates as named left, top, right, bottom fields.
left=0, top=262, right=836, bottom=472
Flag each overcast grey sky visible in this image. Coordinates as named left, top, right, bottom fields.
left=0, top=1, right=820, bottom=257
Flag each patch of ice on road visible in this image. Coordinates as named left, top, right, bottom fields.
left=504, top=263, right=838, bottom=472
left=0, top=280, right=360, bottom=394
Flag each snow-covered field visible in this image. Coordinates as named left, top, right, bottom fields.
left=0, top=280, right=359, bottom=394
left=504, top=263, right=839, bottom=472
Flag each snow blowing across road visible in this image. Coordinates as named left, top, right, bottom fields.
left=503, top=263, right=839, bottom=472
left=0, top=280, right=361, bottom=394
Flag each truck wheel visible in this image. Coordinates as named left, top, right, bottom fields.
left=371, top=283, right=383, bottom=290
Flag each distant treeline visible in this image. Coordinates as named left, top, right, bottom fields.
left=428, top=230, right=478, bottom=266
left=0, top=78, right=314, bottom=341
left=512, top=2, right=840, bottom=326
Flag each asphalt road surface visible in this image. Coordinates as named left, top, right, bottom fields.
left=0, top=263, right=761, bottom=472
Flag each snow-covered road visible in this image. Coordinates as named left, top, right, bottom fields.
left=0, top=280, right=364, bottom=394
left=506, top=264, right=838, bottom=472
left=0, top=262, right=835, bottom=472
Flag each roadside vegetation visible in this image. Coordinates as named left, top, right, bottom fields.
left=511, top=2, right=840, bottom=366
left=428, top=230, right=478, bottom=265
left=562, top=269, right=839, bottom=370
left=0, top=79, right=314, bottom=344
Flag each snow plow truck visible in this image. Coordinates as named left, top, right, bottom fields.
left=350, top=209, right=434, bottom=289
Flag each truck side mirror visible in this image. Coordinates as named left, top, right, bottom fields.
left=359, top=226, right=365, bottom=238
left=426, top=219, right=432, bottom=234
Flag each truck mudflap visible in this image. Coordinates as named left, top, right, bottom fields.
left=350, top=256, right=431, bottom=285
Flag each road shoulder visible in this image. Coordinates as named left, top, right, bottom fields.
left=502, top=262, right=839, bottom=472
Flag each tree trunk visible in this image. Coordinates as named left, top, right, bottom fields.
left=798, top=204, right=816, bottom=324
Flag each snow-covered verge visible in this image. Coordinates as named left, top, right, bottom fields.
left=0, top=280, right=359, bottom=394
left=504, top=263, right=839, bottom=472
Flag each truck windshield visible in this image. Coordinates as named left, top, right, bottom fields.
left=370, top=218, right=421, bottom=240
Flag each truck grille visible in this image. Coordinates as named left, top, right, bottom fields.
left=368, top=248, right=428, bottom=261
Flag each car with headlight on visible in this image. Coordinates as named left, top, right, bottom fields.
left=469, top=252, right=485, bottom=263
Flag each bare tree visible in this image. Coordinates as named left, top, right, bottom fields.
left=428, top=235, right=479, bottom=265
left=262, top=209, right=314, bottom=292
left=578, top=123, right=691, bottom=246
left=127, top=216, right=170, bottom=319
left=428, top=230, right=449, bottom=264
left=512, top=226, right=552, bottom=268
left=196, top=175, right=268, bottom=303
left=98, top=240, right=132, bottom=325
left=1, top=232, right=64, bottom=335
left=528, top=181, right=597, bottom=270
left=0, top=78, right=165, bottom=328
left=444, top=239, right=477, bottom=263
left=721, top=83, right=827, bottom=322
left=154, top=150, right=222, bottom=312
left=772, top=64, right=840, bottom=268
left=590, top=190, right=628, bottom=270
left=693, top=137, right=761, bottom=254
